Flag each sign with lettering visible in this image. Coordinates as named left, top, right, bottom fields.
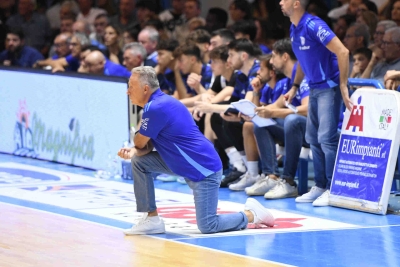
left=330, top=89, right=400, bottom=214
left=0, top=69, right=129, bottom=170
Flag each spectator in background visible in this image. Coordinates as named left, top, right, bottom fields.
left=103, top=24, right=122, bottom=64
left=231, top=20, right=270, bottom=54
left=231, top=20, right=257, bottom=41
left=357, top=10, right=378, bottom=40
left=154, top=39, right=180, bottom=94
left=60, top=15, right=76, bottom=34
left=208, top=29, right=235, bottom=52
left=76, top=0, right=106, bottom=28
left=7, top=0, right=52, bottom=56
left=123, top=42, right=147, bottom=71
left=109, top=0, right=138, bottom=33
left=188, top=17, right=206, bottom=32
left=347, top=0, right=364, bottom=16
left=46, top=0, right=79, bottom=33
left=184, top=0, right=203, bottom=22
left=138, top=27, right=159, bottom=67
left=362, top=27, right=400, bottom=82
left=136, top=0, right=159, bottom=29
left=0, top=28, right=43, bottom=67
left=391, top=0, right=400, bottom=25
left=173, top=0, right=204, bottom=43
left=229, top=0, right=252, bottom=24
left=159, top=0, right=185, bottom=34
left=90, top=13, right=108, bottom=50
left=49, top=32, right=72, bottom=59
left=350, top=47, right=372, bottom=78
left=97, top=0, right=117, bottom=16
left=205, top=8, right=228, bottom=33
left=35, top=32, right=90, bottom=72
left=0, top=0, right=17, bottom=24
left=76, top=44, right=101, bottom=72
left=356, top=0, right=378, bottom=15
left=122, top=29, right=139, bottom=46
left=59, top=0, right=79, bottom=20
left=334, top=14, right=356, bottom=41
left=343, top=23, right=370, bottom=73
left=144, top=19, right=169, bottom=41
left=173, top=43, right=212, bottom=98
left=83, top=50, right=131, bottom=77
left=73, top=20, right=91, bottom=36
left=370, top=20, right=397, bottom=52
left=187, top=29, right=211, bottom=64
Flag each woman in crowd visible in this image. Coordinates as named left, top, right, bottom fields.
left=104, top=24, right=123, bottom=64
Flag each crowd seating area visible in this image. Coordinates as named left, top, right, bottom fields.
left=2, top=0, right=400, bottom=203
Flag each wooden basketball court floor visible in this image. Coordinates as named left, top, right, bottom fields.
left=1, top=153, right=400, bottom=267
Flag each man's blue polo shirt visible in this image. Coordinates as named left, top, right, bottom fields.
left=185, top=63, right=213, bottom=95
left=290, top=12, right=340, bottom=89
left=139, top=89, right=222, bottom=181
left=260, top=81, right=284, bottom=105
left=231, top=60, right=260, bottom=99
left=104, top=60, right=131, bottom=78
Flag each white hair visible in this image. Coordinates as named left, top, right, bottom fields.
left=123, top=42, right=147, bottom=59
left=141, top=27, right=159, bottom=43
left=131, top=66, right=159, bottom=91
left=73, top=32, right=91, bottom=47
left=386, top=27, right=400, bottom=43
left=378, top=20, right=398, bottom=32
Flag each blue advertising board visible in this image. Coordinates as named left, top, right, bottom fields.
left=0, top=68, right=129, bottom=170
left=330, top=89, right=400, bottom=214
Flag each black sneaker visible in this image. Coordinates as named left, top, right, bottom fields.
left=220, top=169, right=245, bottom=187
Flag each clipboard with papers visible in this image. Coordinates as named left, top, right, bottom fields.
left=228, top=99, right=277, bottom=127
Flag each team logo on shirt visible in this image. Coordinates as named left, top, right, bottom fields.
left=317, top=26, right=330, bottom=43
left=141, top=118, right=149, bottom=131
left=299, top=36, right=310, bottom=50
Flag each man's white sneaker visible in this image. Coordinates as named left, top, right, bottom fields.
left=123, top=214, right=166, bottom=235
left=245, top=175, right=279, bottom=196
left=312, top=190, right=330, bottom=206
left=229, top=172, right=259, bottom=191
left=295, top=186, right=326, bottom=203
left=264, top=180, right=298, bottom=199
left=244, top=198, right=275, bottom=227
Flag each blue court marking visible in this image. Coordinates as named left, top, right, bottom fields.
left=2, top=153, right=400, bottom=267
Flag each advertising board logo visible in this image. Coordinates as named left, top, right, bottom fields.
left=14, top=99, right=37, bottom=157
left=14, top=100, right=95, bottom=164
left=379, top=109, right=392, bottom=130
left=346, top=96, right=363, bottom=132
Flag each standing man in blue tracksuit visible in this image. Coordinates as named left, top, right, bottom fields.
left=280, top=0, right=352, bottom=206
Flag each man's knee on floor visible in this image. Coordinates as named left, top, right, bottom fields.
left=198, top=220, right=218, bottom=234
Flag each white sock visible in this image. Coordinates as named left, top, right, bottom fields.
left=240, top=152, right=247, bottom=167
left=226, top=147, right=246, bottom=172
left=247, top=161, right=259, bottom=177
